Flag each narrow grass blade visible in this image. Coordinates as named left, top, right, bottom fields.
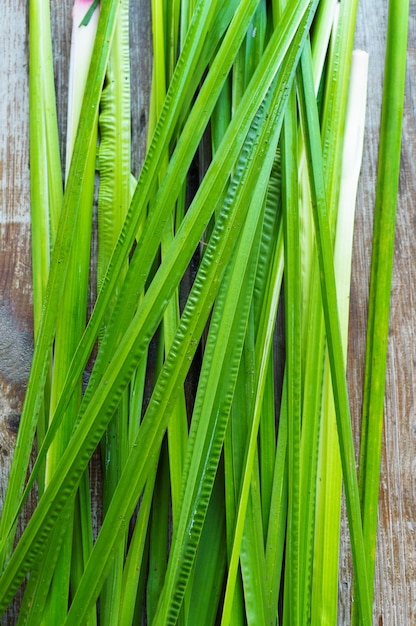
left=28, top=0, right=63, bottom=496
left=357, top=0, right=409, bottom=618
left=29, top=0, right=63, bottom=333
left=281, top=84, right=302, bottom=626
left=96, top=2, right=131, bottom=621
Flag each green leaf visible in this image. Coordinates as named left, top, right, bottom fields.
left=79, top=0, right=100, bottom=28
left=357, top=0, right=409, bottom=620
left=281, top=84, right=302, bottom=626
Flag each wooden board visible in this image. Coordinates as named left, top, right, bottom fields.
left=0, top=1, right=415, bottom=623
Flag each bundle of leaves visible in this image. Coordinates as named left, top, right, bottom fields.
left=0, top=0, right=409, bottom=624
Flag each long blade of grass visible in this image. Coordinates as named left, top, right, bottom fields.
left=95, top=1, right=131, bottom=621
left=148, top=0, right=189, bottom=538
left=29, top=0, right=62, bottom=334
left=223, top=9, right=269, bottom=624
left=281, top=84, right=302, bottom=626
left=356, top=0, right=409, bottom=618
left=28, top=0, right=63, bottom=498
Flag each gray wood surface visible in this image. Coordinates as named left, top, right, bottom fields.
left=0, top=1, right=415, bottom=623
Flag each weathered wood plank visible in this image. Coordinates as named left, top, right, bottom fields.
left=0, top=0, right=33, bottom=481
left=0, top=1, right=415, bottom=624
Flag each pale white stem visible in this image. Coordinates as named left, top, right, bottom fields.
left=65, top=0, right=100, bottom=180
left=335, top=48, right=369, bottom=323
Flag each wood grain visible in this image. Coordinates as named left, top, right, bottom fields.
left=0, top=1, right=415, bottom=624
left=0, top=0, right=32, bottom=477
